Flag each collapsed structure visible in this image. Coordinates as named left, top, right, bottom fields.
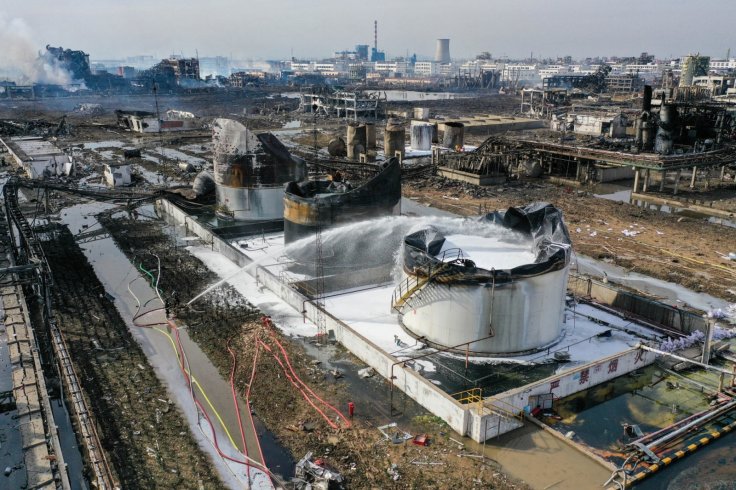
left=0, top=136, right=74, bottom=179
left=115, top=109, right=200, bottom=133
left=393, top=203, right=572, bottom=355
left=441, top=85, right=736, bottom=187
left=299, top=88, right=383, bottom=120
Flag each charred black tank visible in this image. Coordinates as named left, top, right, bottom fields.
left=283, top=158, right=402, bottom=243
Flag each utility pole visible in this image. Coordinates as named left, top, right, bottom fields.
left=153, top=81, right=165, bottom=175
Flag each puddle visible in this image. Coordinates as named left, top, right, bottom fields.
left=632, top=198, right=736, bottom=229
left=148, top=147, right=207, bottom=167
left=591, top=181, right=736, bottom=228
left=83, top=140, right=127, bottom=150
left=51, top=400, right=89, bottom=489
left=593, top=183, right=632, bottom=203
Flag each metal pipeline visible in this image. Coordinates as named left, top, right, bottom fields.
left=639, top=345, right=736, bottom=376
left=644, top=398, right=736, bottom=452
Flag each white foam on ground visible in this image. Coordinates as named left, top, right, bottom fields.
left=187, top=246, right=318, bottom=338
left=190, top=236, right=649, bottom=382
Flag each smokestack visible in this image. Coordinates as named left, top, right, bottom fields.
left=374, top=20, right=378, bottom=51
left=642, top=85, right=652, bottom=113
left=434, top=39, right=450, bottom=64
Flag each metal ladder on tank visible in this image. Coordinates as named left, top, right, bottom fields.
left=390, top=248, right=465, bottom=313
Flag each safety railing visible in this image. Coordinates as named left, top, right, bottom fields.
left=390, top=248, right=465, bottom=312
left=484, top=397, right=525, bottom=421
left=451, top=387, right=484, bottom=413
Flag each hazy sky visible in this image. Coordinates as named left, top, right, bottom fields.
left=3, top=0, right=736, bottom=61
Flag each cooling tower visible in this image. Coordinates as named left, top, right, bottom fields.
left=434, top=39, right=450, bottom=64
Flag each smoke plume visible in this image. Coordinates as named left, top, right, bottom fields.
left=0, top=13, right=77, bottom=85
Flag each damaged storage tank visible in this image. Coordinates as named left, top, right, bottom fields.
left=283, top=158, right=402, bottom=243
left=393, top=203, right=571, bottom=356
left=213, top=118, right=305, bottom=220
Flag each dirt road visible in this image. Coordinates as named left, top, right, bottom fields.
left=39, top=224, right=224, bottom=489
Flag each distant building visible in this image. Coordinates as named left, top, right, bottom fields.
left=692, top=75, right=735, bottom=95
left=355, top=44, right=369, bottom=61
left=370, top=48, right=385, bottom=62
left=415, top=61, right=439, bottom=77
left=502, top=64, right=538, bottom=83
left=348, top=64, right=367, bottom=81
left=229, top=71, right=265, bottom=88
left=680, top=55, right=710, bottom=86
left=117, top=66, right=136, bottom=79
left=624, top=63, right=662, bottom=79
left=164, top=58, right=200, bottom=80
left=374, top=61, right=410, bottom=76
left=710, top=59, right=736, bottom=72
left=606, top=74, right=642, bottom=93
left=542, top=74, right=587, bottom=89
left=333, top=50, right=358, bottom=60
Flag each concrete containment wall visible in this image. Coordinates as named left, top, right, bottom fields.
left=473, top=347, right=654, bottom=440
left=437, top=167, right=506, bottom=186
left=568, top=273, right=707, bottom=334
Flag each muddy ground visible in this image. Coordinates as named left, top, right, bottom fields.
left=404, top=175, right=736, bottom=304
left=35, top=222, right=224, bottom=489
left=99, top=214, right=527, bottom=489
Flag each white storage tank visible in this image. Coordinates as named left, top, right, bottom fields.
left=410, top=122, right=434, bottom=151
left=393, top=203, right=572, bottom=356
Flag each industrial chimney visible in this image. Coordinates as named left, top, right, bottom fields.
left=434, top=39, right=450, bottom=64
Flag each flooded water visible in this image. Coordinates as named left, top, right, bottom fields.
left=50, top=401, right=89, bottom=489
left=551, top=363, right=736, bottom=487
left=593, top=182, right=633, bottom=203
left=149, top=147, right=207, bottom=167
left=632, top=198, right=736, bottom=229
